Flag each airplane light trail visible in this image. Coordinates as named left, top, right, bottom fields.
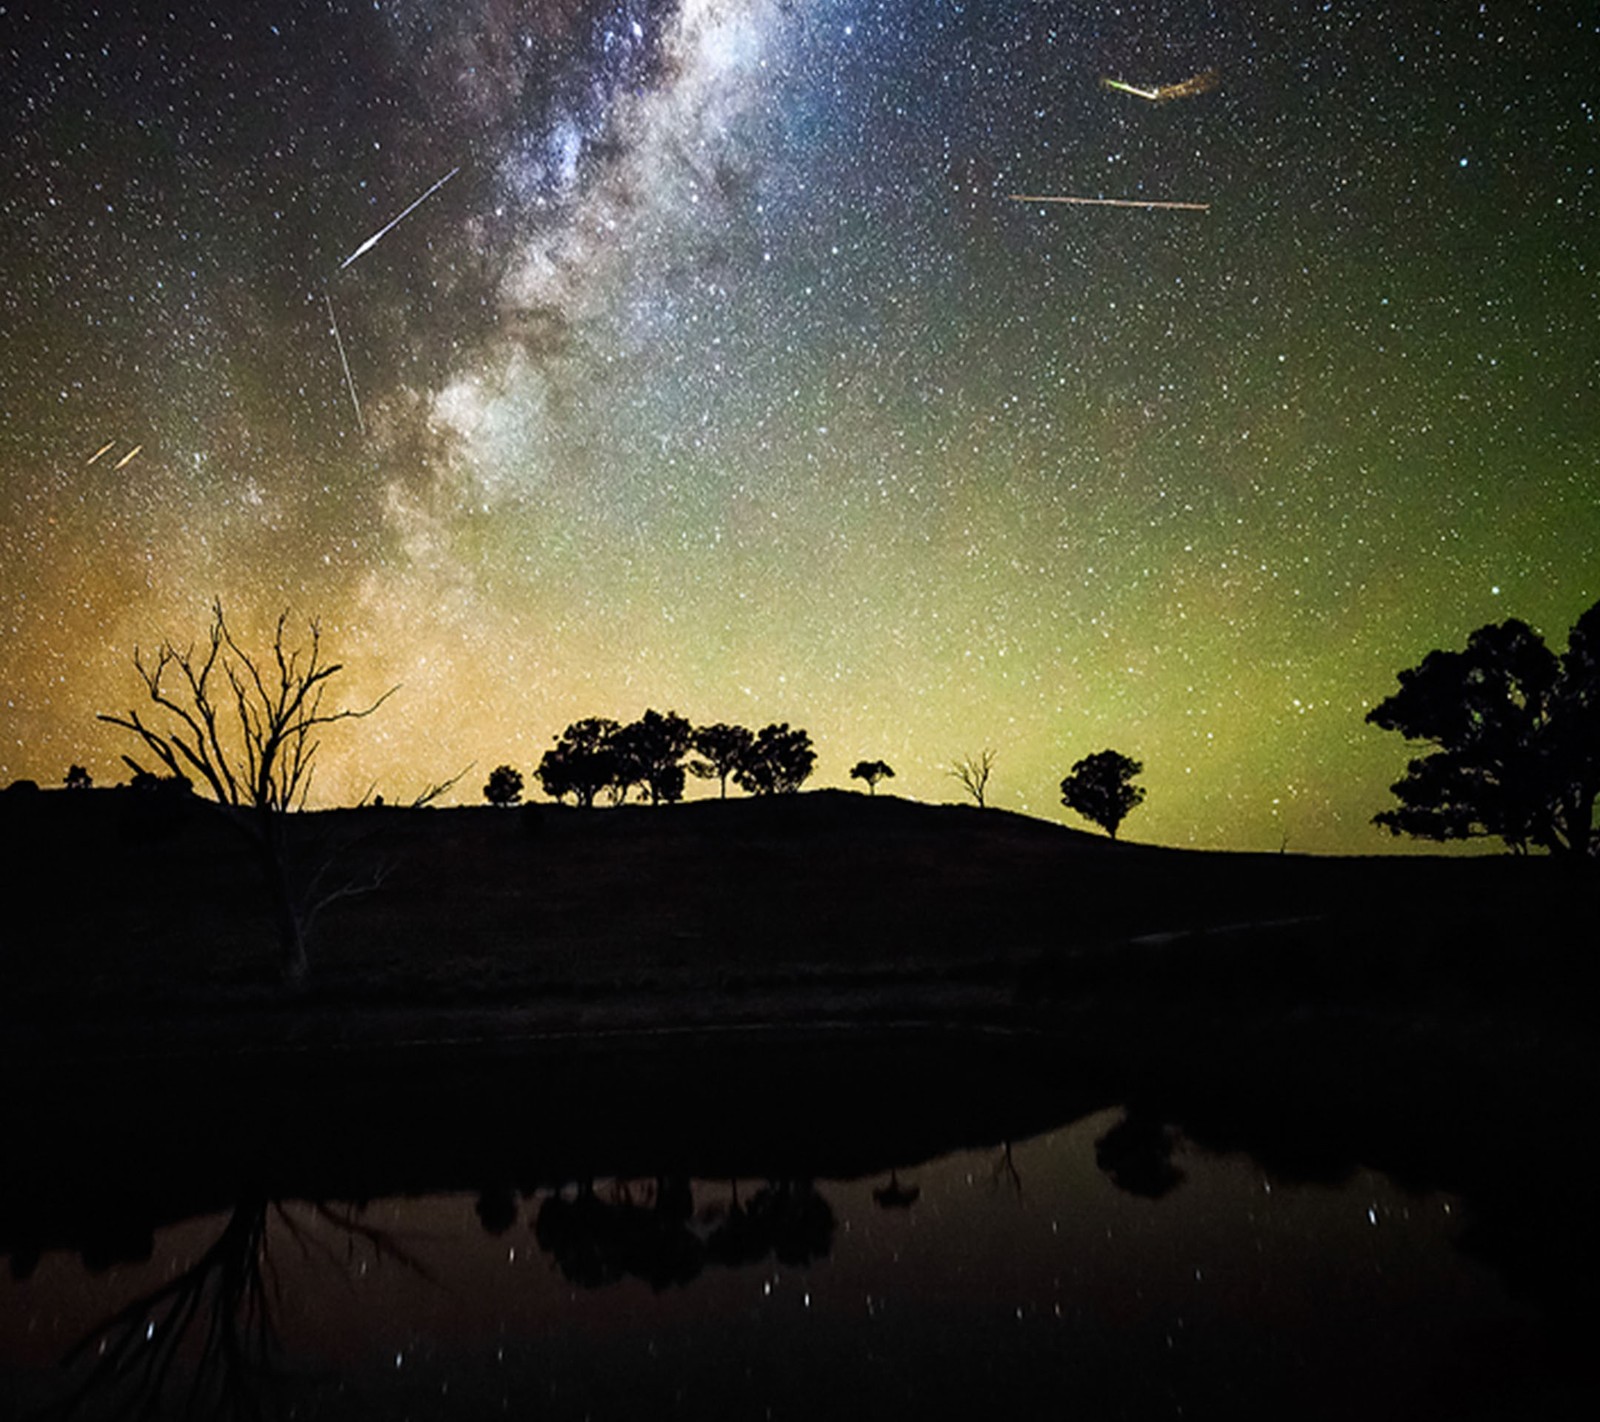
left=338, top=165, right=460, bottom=271
left=86, top=440, right=116, bottom=466
left=324, top=290, right=366, bottom=435
left=112, top=444, right=142, bottom=470
left=1010, top=194, right=1211, bottom=212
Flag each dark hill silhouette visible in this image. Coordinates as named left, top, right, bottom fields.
left=0, top=785, right=1590, bottom=1043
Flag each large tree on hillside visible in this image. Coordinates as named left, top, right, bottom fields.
left=98, top=599, right=394, bottom=982
left=689, top=722, right=755, bottom=798
left=733, top=723, right=816, bottom=796
left=535, top=718, right=620, bottom=808
left=1060, top=749, right=1145, bottom=839
left=1367, top=599, right=1600, bottom=855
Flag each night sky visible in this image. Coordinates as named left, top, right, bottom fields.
left=2, top=1, right=1594, bottom=850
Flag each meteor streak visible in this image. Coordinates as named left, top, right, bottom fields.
left=324, top=290, right=366, bottom=435
left=86, top=440, right=116, bottom=465
left=338, top=166, right=460, bottom=271
left=113, top=444, right=143, bottom=469
left=1010, top=194, right=1211, bottom=212
left=1101, top=69, right=1219, bottom=103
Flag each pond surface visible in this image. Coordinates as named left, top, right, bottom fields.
left=0, top=1092, right=1583, bottom=1421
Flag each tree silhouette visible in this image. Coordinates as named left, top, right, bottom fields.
left=948, top=748, right=996, bottom=808
left=98, top=600, right=394, bottom=982
left=872, top=1169, right=920, bottom=1208
left=1094, top=1112, right=1186, bottom=1199
left=1367, top=599, right=1600, bottom=854
left=612, top=709, right=693, bottom=805
left=482, top=764, right=524, bottom=807
left=52, top=1198, right=435, bottom=1420
left=733, top=723, right=816, bottom=796
left=533, top=1177, right=835, bottom=1290
left=849, top=759, right=895, bottom=795
left=689, top=722, right=755, bottom=798
left=535, top=718, right=620, bottom=808
left=1060, top=749, right=1145, bottom=838
left=64, top=763, right=92, bottom=790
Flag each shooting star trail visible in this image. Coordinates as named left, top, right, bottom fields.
left=1102, top=78, right=1161, bottom=100
left=1101, top=70, right=1219, bottom=103
left=113, top=444, right=143, bottom=469
left=338, top=165, right=460, bottom=271
left=86, top=440, right=116, bottom=466
left=324, top=289, right=366, bottom=435
left=1010, top=194, right=1211, bottom=212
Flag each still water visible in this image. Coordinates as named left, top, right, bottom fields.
left=0, top=1096, right=1579, bottom=1421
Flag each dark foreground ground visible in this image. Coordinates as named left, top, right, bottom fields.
left=2, top=786, right=1596, bottom=1396
left=3, top=784, right=1591, bottom=1015
left=1, top=784, right=1592, bottom=1071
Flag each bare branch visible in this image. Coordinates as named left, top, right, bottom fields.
left=408, top=761, right=472, bottom=808
left=302, top=858, right=395, bottom=938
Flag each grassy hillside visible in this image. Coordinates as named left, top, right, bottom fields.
left=2, top=785, right=1589, bottom=1031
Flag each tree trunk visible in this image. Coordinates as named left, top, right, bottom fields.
left=1561, top=785, right=1595, bottom=857
left=252, top=811, right=308, bottom=987
left=269, top=862, right=309, bottom=987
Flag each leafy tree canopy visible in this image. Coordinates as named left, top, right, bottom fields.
left=612, top=709, right=692, bottom=805
left=1060, top=749, right=1146, bottom=839
left=849, top=759, right=894, bottom=794
left=535, top=718, right=620, bottom=808
left=734, top=723, right=816, bottom=796
left=1367, top=600, right=1600, bottom=855
left=689, top=722, right=755, bottom=798
left=483, top=764, right=524, bottom=807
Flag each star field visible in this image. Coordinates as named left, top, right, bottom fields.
left=2, top=0, right=1595, bottom=849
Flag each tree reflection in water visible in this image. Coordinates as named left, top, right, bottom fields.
left=1094, top=1111, right=1187, bottom=1200
left=534, top=1177, right=836, bottom=1290
left=13, top=1074, right=1587, bottom=1420
left=43, top=1176, right=840, bottom=1416
left=48, top=1199, right=434, bottom=1421
left=871, top=1169, right=920, bottom=1209
left=991, top=1141, right=1023, bottom=1196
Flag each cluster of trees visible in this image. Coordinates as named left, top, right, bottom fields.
left=483, top=714, right=818, bottom=809
left=80, top=590, right=1594, bottom=990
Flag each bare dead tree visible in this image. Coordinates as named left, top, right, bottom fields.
left=947, top=747, right=997, bottom=809
left=99, top=600, right=392, bottom=812
left=51, top=1199, right=438, bottom=1421
left=98, top=600, right=395, bottom=983
left=51, top=1201, right=278, bottom=1422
